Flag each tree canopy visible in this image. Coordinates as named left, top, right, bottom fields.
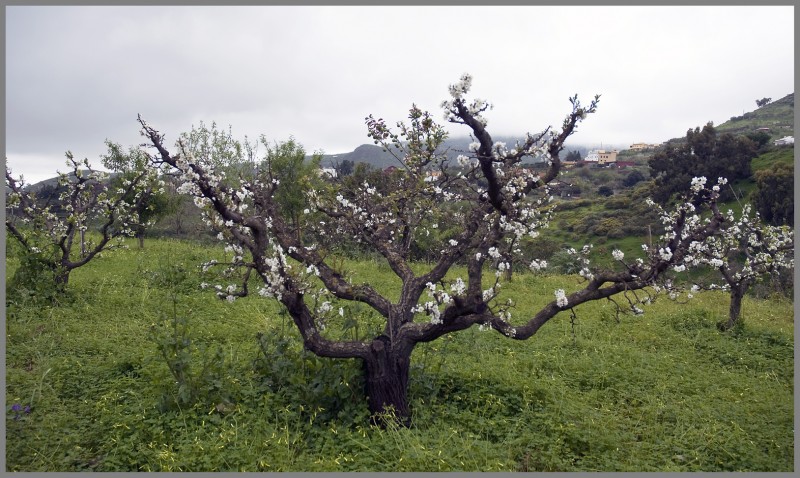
left=755, top=97, right=772, bottom=108
left=754, top=163, right=794, bottom=227
left=648, top=123, right=756, bottom=204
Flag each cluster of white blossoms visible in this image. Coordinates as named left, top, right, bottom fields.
left=554, top=289, right=568, bottom=308
left=529, top=259, right=548, bottom=272
left=441, top=73, right=491, bottom=126
left=658, top=247, right=673, bottom=261
left=411, top=281, right=458, bottom=325
left=690, top=176, right=707, bottom=192
left=448, top=73, right=472, bottom=99
left=566, top=244, right=595, bottom=281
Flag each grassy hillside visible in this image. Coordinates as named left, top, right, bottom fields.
left=538, top=137, right=793, bottom=254
left=751, top=145, right=795, bottom=172
left=5, top=238, right=794, bottom=471
left=716, top=93, right=794, bottom=139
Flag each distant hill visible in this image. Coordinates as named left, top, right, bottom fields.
left=21, top=169, right=119, bottom=193
left=715, top=93, right=794, bottom=139
left=650, top=93, right=793, bottom=150
left=318, top=136, right=609, bottom=170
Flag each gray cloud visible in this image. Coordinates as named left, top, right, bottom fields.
left=5, top=5, right=794, bottom=183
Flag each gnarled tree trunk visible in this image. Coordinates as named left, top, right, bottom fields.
left=363, top=335, right=413, bottom=426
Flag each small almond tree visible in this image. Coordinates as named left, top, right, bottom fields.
left=6, top=150, right=161, bottom=294
left=139, top=75, right=729, bottom=425
left=681, top=200, right=793, bottom=330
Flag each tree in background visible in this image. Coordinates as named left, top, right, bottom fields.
left=102, top=140, right=173, bottom=248
left=755, top=97, right=772, bottom=108
left=622, top=169, right=645, bottom=188
left=140, top=75, right=730, bottom=426
left=686, top=202, right=793, bottom=330
left=597, top=185, right=614, bottom=197
left=753, top=163, right=794, bottom=227
left=6, top=149, right=161, bottom=296
left=564, top=150, right=582, bottom=162
left=745, top=131, right=771, bottom=150
left=255, top=136, right=322, bottom=242
left=648, top=122, right=756, bottom=204
left=335, top=159, right=355, bottom=177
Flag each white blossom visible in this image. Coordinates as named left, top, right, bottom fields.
left=690, top=176, right=707, bottom=192
left=555, top=289, right=568, bottom=308
left=450, top=277, right=466, bottom=295
left=529, top=259, right=547, bottom=271
left=659, top=247, right=673, bottom=261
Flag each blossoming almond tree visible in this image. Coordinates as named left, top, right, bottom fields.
left=5, top=151, right=162, bottom=293
left=685, top=200, right=793, bottom=330
left=139, top=74, right=729, bottom=425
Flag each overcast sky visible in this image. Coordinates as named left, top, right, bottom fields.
left=5, top=5, right=795, bottom=183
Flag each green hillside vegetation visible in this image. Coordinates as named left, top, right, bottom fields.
left=751, top=145, right=794, bottom=172
left=535, top=142, right=792, bottom=267
left=716, top=93, right=794, bottom=139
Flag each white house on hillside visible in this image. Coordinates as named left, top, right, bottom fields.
left=774, top=136, right=794, bottom=146
left=584, top=149, right=618, bottom=165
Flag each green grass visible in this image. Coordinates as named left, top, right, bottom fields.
left=751, top=147, right=795, bottom=173
left=5, top=237, right=794, bottom=471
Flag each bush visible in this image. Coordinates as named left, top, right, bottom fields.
left=253, top=330, right=366, bottom=423
left=591, top=218, right=625, bottom=239
left=547, top=249, right=582, bottom=274
left=597, top=185, right=614, bottom=197
left=6, top=245, right=62, bottom=305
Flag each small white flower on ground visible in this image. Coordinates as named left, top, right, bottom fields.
left=612, top=249, right=624, bottom=261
